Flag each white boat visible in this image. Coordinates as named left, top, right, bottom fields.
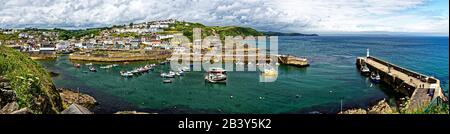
left=89, top=67, right=97, bottom=72
left=161, top=72, right=175, bottom=78
left=275, top=63, right=280, bottom=66
left=261, top=68, right=277, bottom=76
left=120, top=71, right=133, bottom=77
left=370, top=72, right=381, bottom=83
left=180, top=66, right=190, bottom=72
left=360, top=64, right=370, bottom=76
left=205, top=68, right=227, bottom=83
left=235, top=61, right=245, bottom=65
left=85, top=63, right=93, bottom=66
left=100, top=65, right=113, bottom=69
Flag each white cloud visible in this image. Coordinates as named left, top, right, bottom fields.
left=0, top=0, right=448, bottom=35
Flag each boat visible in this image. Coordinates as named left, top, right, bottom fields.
left=89, top=66, right=97, bottom=72
left=208, top=67, right=226, bottom=74
left=180, top=66, right=190, bottom=72
left=235, top=61, right=245, bottom=65
left=205, top=73, right=227, bottom=83
left=370, top=72, right=381, bottom=83
left=360, top=64, right=370, bottom=76
left=112, top=64, right=119, bottom=67
left=261, top=68, right=277, bottom=76
left=85, top=63, right=93, bottom=66
left=275, top=62, right=280, bottom=66
left=120, top=71, right=133, bottom=77
left=100, top=65, right=113, bottom=69
left=178, top=70, right=185, bottom=76
left=160, top=71, right=175, bottom=78
left=74, top=64, right=81, bottom=68
left=205, top=68, right=227, bottom=83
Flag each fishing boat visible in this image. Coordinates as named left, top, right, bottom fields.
left=205, top=68, right=227, bottom=83
left=360, top=64, right=370, bottom=76
left=370, top=72, right=381, bottom=83
left=120, top=71, right=133, bottom=77
left=89, top=66, right=97, bottom=72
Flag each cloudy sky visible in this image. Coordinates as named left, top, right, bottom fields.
left=0, top=0, right=448, bottom=35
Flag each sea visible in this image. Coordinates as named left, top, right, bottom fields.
left=38, top=36, right=449, bottom=114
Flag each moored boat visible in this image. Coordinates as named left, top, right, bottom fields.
left=370, top=72, right=381, bottom=83
left=261, top=68, right=277, bottom=76
left=360, top=64, right=370, bottom=76
left=120, top=71, right=133, bottom=77
left=205, top=68, right=227, bottom=83
left=74, top=64, right=81, bottom=68
left=89, top=66, right=97, bottom=72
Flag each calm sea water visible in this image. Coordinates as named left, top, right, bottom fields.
left=39, top=36, right=449, bottom=114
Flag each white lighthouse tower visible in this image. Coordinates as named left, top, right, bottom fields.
left=366, top=48, right=370, bottom=58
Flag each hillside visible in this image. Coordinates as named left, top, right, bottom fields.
left=0, top=46, right=63, bottom=114
left=163, top=21, right=264, bottom=41
left=262, top=31, right=319, bottom=36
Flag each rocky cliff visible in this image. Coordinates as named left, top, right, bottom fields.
left=0, top=46, right=63, bottom=114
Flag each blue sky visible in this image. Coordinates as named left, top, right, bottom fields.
left=0, top=0, right=448, bottom=36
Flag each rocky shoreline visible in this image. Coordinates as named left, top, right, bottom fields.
left=339, top=99, right=398, bottom=114
left=58, top=88, right=98, bottom=109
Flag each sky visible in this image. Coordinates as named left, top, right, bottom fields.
left=0, top=0, right=448, bottom=36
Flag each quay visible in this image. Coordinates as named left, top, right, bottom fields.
left=278, top=54, right=309, bottom=67
left=356, top=50, right=447, bottom=111
left=172, top=53, right=309, bottom=67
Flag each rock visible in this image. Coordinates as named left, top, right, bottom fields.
left=61, top=104, right=92, bottom=114
left=10, top=108, right=33, bottom=114
left=339, top=108, right=367, bottom=114
left=59, top=88, right=98, bottom=109
left=339, top=99, right=397, bottom=114
left=0, top=89, right=17, bottom=107
left=1, top=102, right=19, bottom=114
left=115, top=111, right=156, bottom=114
left=368, top=99, right=395, bottom=114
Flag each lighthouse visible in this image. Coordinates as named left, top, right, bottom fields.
left=366, top=48, right=370, bottom=58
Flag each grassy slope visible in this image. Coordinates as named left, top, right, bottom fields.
left=0, top=46, right=63, bottom=114
left=164, top=21, right=263, bottom=41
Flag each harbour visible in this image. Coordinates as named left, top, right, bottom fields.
left=357, top=52, right=447, bottom=111
left=37, top=36, right=449, bottom=114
